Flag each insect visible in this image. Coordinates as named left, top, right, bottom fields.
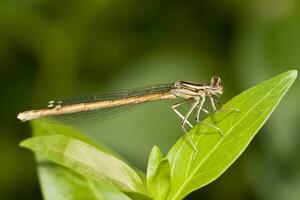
left=17, top=76, right=238, bottom=153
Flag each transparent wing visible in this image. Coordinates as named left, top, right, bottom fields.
left=47, top=104, right=138, bottom=124
left=46, top=83, right=173, bottom=124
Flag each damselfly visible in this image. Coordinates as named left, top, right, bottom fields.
left=17, top=76, right=238, bottom=153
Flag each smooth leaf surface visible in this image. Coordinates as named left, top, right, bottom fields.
left=147, top=145, right=163, bottom=186
left=37, top=155, right=130, bottom=200
left=31, top=120, right=129, bottom=161
left=147, top=159, right=171, bottom=200
left=125, top=192, right=154, bottom=200
left=31, top=120, right=148, bottom=199
left=20, top=135, right=145, bottom=194
left=167, top=70, right=297, bottom=200
left=31, top=120, right=146, bottom=200
left=147, top=146, right=171, bottom=200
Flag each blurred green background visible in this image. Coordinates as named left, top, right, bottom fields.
left=0, top=0, right=299, bottom=199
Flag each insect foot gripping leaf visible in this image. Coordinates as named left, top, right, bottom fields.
left=166, top=70, right=297, bottom=200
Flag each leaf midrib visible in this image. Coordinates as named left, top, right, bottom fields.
left=171, top=75, right=291, bottom=200
left=189, top=107, right=270, bottom=185
left=34, top=138, right=140, bottom=192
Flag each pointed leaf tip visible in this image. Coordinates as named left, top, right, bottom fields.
left=166, top=70, right=297, bottom=200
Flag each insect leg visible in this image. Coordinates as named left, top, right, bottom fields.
left=209, top=95, right=240, bottom=113
left=199, top=107, right=209, bottom=114
left=181, top=123, right=198, bottom=157
left=196, top=96, right=206, bottom=122
left=197, top=121, right=224, bottom=136
left=209, top=95, right=218, bottom=112
left=181, top=99, right=199, bottom=154
left=182, top=99, right=199, bottom=126
left=171, top=99, right=193, bottom=128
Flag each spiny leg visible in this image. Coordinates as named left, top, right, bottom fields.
left=209, top=95, right=240, bottom=113
left=172, top=99, right=193, bottom=128
left=209, top=95, right=218, bottom=112
left=196, top=96, right=205, bottom=122
left=196, top=98, right=224, bottom=136
left=197, top=121, right=224, bottom=136
left=205, top=95, right=239, bottom=136
left=182, top=99, right=199, bottom=126
left=199, top=107, right=209, bottom=114
left=192, top=95, right=223, bottom=136
left=181, top=99, right=199, bottom=154
left=181, top=124, right=198, bottom=158
left=196, top=102, right=209, bottom=115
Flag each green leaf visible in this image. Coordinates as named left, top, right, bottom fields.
left=147, top=145, right=163, bottom=186
left=20, top=135, right=146, bottom=194
left=30, top=120, right=149, bottom=200
left=147, top=146, right=171, bottom=200
left=32, top=120, right=132, bottom=199
left=167, top=70, right=298, bottom=200
left=31, top=121, right=146, bottom=182
left=31, top=120, right=125, bottom=160
left=148, top=159, right=171, bottom=200
left=125, top=192, right=154, bottom=200
left=37, top=155, right=130, bottom=200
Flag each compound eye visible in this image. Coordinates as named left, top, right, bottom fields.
left=211, top=76, right=221, bottom=86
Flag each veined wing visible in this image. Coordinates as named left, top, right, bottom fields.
left=47, top=83, right=173, bottom=124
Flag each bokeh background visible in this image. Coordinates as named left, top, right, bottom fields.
left=1, top=0, right=299, bottom=199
